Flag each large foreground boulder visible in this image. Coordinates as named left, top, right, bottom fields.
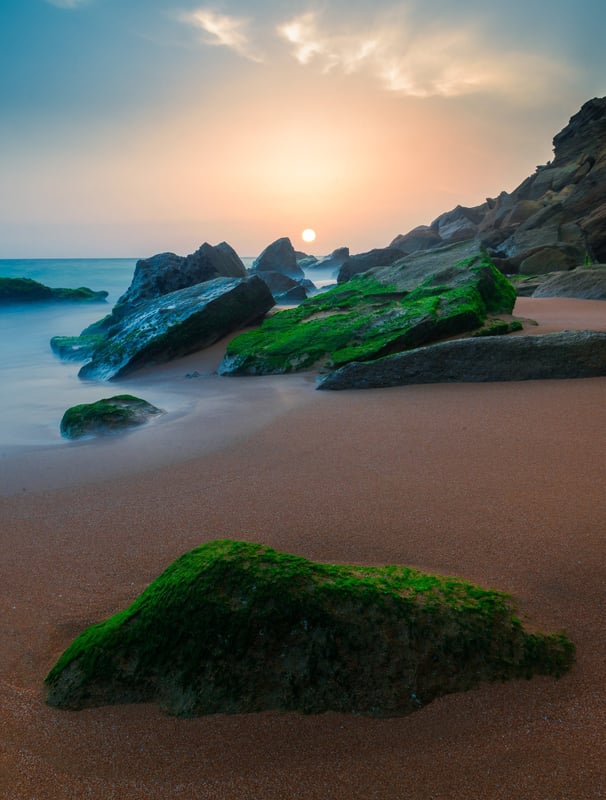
left=60, top=395, right=164, bottom=439
left=218, top=251, right=515, bottom=375
left=45, top=540, right=574, bottom=717
left=318, top=330, right=606, bottom=390
left=0, top=277, right=108, bottom=304
left=78, top=276, right=274, bottom=381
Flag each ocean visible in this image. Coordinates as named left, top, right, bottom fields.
left=0, top=256, right=262, bottom=451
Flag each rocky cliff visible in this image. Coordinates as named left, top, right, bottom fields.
left=390, top=97, right=606, bottom=275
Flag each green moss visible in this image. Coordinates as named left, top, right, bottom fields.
left=0, top=277, right=53, bottom=301
left=50, top=333, right=105, bottom=361
left=0, top=277, right=108, bottom=303
left=45, top=540, right=574, bottom=717
left=60, top=394, right=162, bottom=439
left=473, top=319, right=524, bottom=337
left=50, top=286, right=109, bottom=302
left=220, top=254, right=515, bottom=375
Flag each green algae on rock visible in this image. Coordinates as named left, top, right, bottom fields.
left=60, top=394, right=164, bottom=439
left=50, top=333, right=106, bottom=362
left=45, top=540, right=574, bottom=717
left=218, top=252, right=516, bottom=376
left=317, top=329, right=606, bottom=390
left=0, top=277, right=108, bottom=304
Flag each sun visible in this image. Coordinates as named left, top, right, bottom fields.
left=301, top=228, right=316, bottom=244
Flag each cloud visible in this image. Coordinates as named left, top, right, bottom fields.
left=276, top=11, right=568, bottom=100
left=180, top=8, right=263, bottom=63
left=277, top=13, right=378, bottom=74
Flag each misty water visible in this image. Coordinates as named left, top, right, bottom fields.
left=0, top=259, right=139, bottom=449
left=0, top=257, right=334, bottom=452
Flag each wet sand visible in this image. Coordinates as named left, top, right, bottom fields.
left=1, top=297, right=606, bottom=799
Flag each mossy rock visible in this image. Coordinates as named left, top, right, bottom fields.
left=472, top=319, right=524, bottom=337
left=218, top=252, right=516, bottom=375
left=0, top=277, right=108, bottom=303
left=60, top=394, right=164, bottom=439
left=50, top=334, right=106, bottom=362
left=45, top=540, right=574, bottom=717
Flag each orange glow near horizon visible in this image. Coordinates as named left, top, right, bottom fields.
left=0, top=63, right=557, bottom=258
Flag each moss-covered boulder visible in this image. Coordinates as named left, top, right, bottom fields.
left=0, top=277, right=108, bottom=304
left=60, top=394, right=164, bottom=439
left=45, top=540, right=574, bottom=717
left=218, top=252, right=516, bottom=375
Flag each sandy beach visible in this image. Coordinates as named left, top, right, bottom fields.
left=2, top=296, right=606, bottom=800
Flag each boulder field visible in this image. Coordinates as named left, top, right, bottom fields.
left=50, top=240, right=275, bottom=381
left=45, top=540, right=574, bottom=717
left=218, top=249, right=516, bottom=376
left=48, top=97, right=606, bottom=386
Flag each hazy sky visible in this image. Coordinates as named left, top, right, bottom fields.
left=1, top=0, right=605, bottom=258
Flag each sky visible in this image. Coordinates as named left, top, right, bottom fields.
left=1, top=0, right=605, bottom=258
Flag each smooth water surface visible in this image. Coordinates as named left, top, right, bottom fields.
left=0, top=257, right=333, bottom=452
left=0, top=259, right=138, bottom=448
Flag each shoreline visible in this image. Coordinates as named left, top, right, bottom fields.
left=2, top=296, right=606, bottom=798
left=3, top=296, right=606, bottom=496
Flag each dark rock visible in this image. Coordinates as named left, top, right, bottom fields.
left=252, top=237, right=304, bottom=280
left=551, top=97, right=606, bottom=165
left=50, top=241, right=273, bottom=377
left=114, top=241, right=246, bottom=312
left=295, top=252, right=318, bottom=269
left=371, top=240, right=481, bottom=291
left=276, top=286, right=308, bottom=304
left=337, top=247, right=404, bottom=283
left=318, top=330, right=606, bottom=390
left=390, top=226, right=442, bottom=254
left=45, top=539, right=574, bottom=717
left=256, top=270, right=300, bottom=296
left=430, top=204, right=485, bottom=244
left=0, top=277, right=108, bottom=304
left=532, top=265, right=606, bottom=299
left=582, top=205, right=606, bottom=261
left=508, top=275, right=549, bottom=297
left=79, top=276, right=274, bottom=381
left=50, top=333, right=105, bottom=362
left=218, top=251, right=515, bottom=376
left=300, top=278, right=317, bottom=293
left=308, top=247, right=350, bottom=274
left=60, top=394, right=163, bottom=439
left=518, top=244, right=583, bottom=275
left=255, top=270, right=314, bottom=304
